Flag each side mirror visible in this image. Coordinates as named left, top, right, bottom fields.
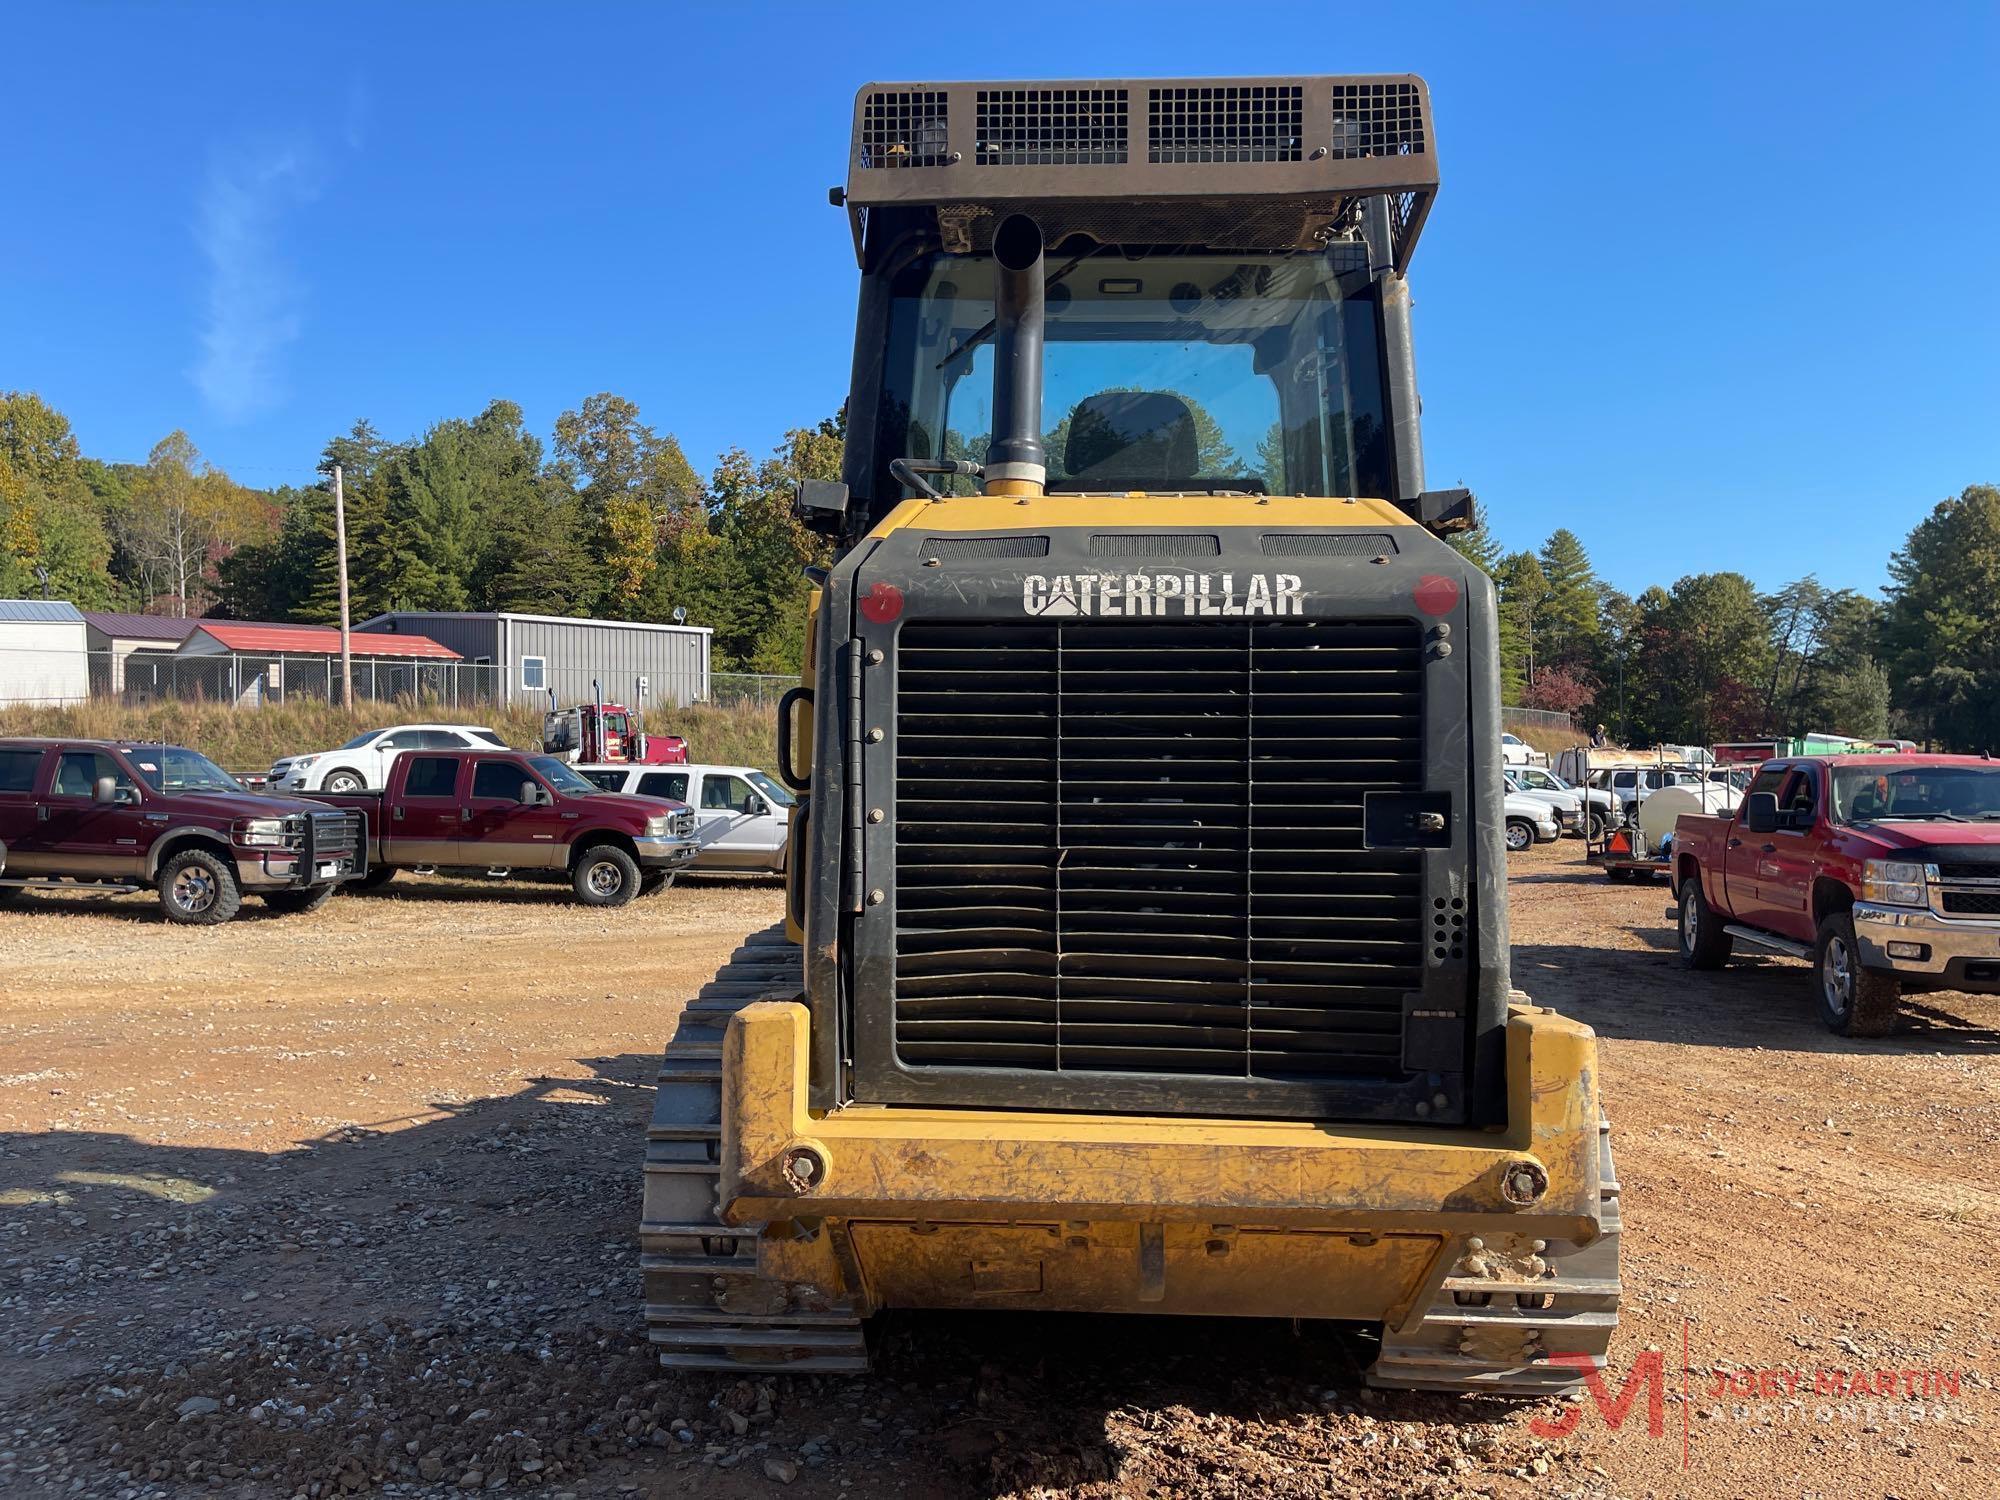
left=1743, top=792, right=1779, bottom=835
left=744, top=795, right=768, bottom=817
left=518, top=781, right=541, bottom=805
left=93, top=776, right=118, bottom=805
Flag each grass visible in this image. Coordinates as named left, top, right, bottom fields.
left=0, top=697, right=783, bottom=775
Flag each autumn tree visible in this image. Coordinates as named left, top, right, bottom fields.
left=0, top=391, right=114, bottom=605
left=552, top=393, right=704, bottom=612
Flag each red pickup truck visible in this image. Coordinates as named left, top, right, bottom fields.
left=0, top=737, right=367, bottom=924
left=313, top=747, right=698, bottom=906
left=1672, top=754, right=2000, bottom=1034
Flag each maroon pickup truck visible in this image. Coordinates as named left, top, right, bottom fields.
left=313, top=747, right=698, bottom=906
left=1672, top=754, right=2000, bottom=1035
left=0, top=737, right=367, bottom=924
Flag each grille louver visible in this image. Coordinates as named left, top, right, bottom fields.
left=892, top=619, right=1426, bottom=1100
left=1330, top=80, right=1427, bottom=159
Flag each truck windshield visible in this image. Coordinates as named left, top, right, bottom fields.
left=527, top=755, right=601, bottom=795
left=745, top=771, right=795, bottom=808
left=1833, top=765, right=2000, bottom=822
left=126, top=748, right=240, bottom=794
left=871, top=246, right=1389, bottom=503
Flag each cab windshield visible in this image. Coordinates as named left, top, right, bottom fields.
left=745, top=771, right=795, bottom=807
left=1833, top=765, right=2000, bottom=822
left=527, top=755, right=600, bottom=796
left=872, top=246, right=1389, bottom=503
left=126, top=747, right=240, bottom=794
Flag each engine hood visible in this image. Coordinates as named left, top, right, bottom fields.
left=581, top=791, right=687, bottom=820
left=158, top=789, right=333, bottom=820
left=1849, top=824, right=2000, bottom=856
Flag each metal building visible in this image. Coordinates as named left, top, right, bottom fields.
left=0, top=599, right=90, bottom=706
left=356, top=611, right=712, bottom=708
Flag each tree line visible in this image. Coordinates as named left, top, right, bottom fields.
left=0, top=390, right=835, bottom=672
left=3, top=387, right=1996, bottom=745
left=1452, top=488, right=2000, bottom=751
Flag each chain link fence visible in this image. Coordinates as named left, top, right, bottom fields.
left=1502, top=705, right=1580, bottom=737
left=0, top=646, right=501, bottom=708
left=705, top=672, right=793, bottom=709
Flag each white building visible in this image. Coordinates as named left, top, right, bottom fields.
left=0, top=600, right=90, bottom=706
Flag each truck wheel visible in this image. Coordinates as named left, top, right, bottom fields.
left=1815, top=911, right=1900, bottom=1036
left=1676, top=877, right=1733, bottom=969
left=260, top=883, right=337, bottom=915
left=573, top=845, right=640, bottom=907
left=158, top=849, right=242, bottom=926
left=322, top=769, right=366, bottom=793
left=1587, top=810, right=1610, bottom=842
left=639, top=870, right=676, bottom=897
left=1504, top=817, right=1535, bottom=853
left=354, top=864, right=398, bottom=891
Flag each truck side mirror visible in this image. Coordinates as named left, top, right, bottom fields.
left=1742, top=792, right=1779, bottom=834
left=518, top=781, right=541, bottom=806
left=93, top=776, right=118, bottom=805
left=744, top=794, right=768, bottom=817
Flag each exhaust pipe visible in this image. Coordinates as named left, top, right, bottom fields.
left=984, top=214, right=1046, bottom=495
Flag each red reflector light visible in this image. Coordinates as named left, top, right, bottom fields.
left=1413, top=573, right=1460, bottom=616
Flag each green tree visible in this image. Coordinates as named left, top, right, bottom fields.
left=1495, top=551, right=1551, bottom=694
left=1629, top=573, right=1773, bottom=745
left=1536, top=528, right=1600, bottom=665
left=0, top=392, right=115, bottom=605
left=552, top=393, right=705, bottom=613
left=1883, top=485, right=2000, bottom=750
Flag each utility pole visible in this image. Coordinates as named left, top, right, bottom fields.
left=333, top=463, right=354, bottom=710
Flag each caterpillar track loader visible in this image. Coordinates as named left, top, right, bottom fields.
left=640, top=75, right=1621, bottom=1393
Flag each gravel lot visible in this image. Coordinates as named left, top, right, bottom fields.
left=2, top=849, right=1995, bottom=1498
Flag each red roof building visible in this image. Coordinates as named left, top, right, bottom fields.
left=178, top=622, right=460, bottom=660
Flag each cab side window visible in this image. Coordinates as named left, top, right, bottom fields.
left=1778, top=768, right=1820, bottom=828
left=402, top=756, right=460, bottom=798
left=639, top=772, right=689, bottom=801
left=580, top=770, right=625, bottom=792
left=51, top=750, right=135, bottom=798
left=1744, top=765, right=1787, bottom=803
left=0, top=748, right=44, bottom=793
left=701, top=774, right=754, bottom=812
left=471, top=761, right=529, bottom=800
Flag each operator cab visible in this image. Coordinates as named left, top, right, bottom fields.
left=865, top=245, right=1392, bottom=508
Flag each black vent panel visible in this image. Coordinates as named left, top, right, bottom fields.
left=1331, top=81, right=1428, bottom=159
left=921, top=535, right=1051, bottom=561
left=892, top=619, right=1426, bottom=1106
left=1089, top=533, right=1221, bottom=558
left=1262, top=533, right=1398, bottom=557
left=860, top=90, right=950, bottom=168
left=1147, top=85, right=1303, bottom=164
left=976, top=88, right=1128, bottom=165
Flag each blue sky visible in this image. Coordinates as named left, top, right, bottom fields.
left=3, top=3, right=1995, bottom=600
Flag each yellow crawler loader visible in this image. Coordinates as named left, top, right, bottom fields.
left=640, top=75, right=1620, bottom=1392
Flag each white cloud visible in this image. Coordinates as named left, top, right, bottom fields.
left=190, top=145, right=316, bottom=423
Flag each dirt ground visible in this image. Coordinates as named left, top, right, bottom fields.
left=2, top=847, right=1995, bottom=1499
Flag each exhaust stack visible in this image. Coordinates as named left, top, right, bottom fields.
left=983, top=214, right=1046, bottom=496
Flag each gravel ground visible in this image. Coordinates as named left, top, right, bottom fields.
left=1, top=849, right=1995, bottom=1498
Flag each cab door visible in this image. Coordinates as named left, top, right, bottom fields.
left=694, top=771, right=784, bottom=869
left=460, top=756, right=567, bottom=869
left=1761, top=766, right=1824, bottom=942
left=383, top=754, right=463, bottom=864
left=1721, top=763, right=1790, bottom=930
left=37, top=749, right=148, bottom=877
left=0, top=746, right=50, bottom=872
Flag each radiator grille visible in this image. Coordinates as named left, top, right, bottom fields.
left=892, top=618, right=1425, bottom=1092
left=860, top=90, right=950, bottom=169
left=1938, top=887, right=2000, bottom=917
left=1148, top=85, right=1304, bottom=164
left=976, top=87, right=1128, bottom=165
